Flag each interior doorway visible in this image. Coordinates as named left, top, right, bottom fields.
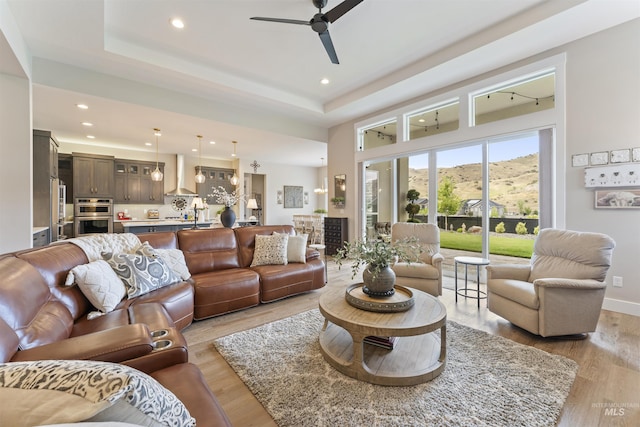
left=244, top=173, right=265, bottom=224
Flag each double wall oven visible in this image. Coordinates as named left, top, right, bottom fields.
left=74, top=198, right=113, bottom=236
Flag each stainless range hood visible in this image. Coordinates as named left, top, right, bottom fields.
left=165, top=154, right=197, bottom=196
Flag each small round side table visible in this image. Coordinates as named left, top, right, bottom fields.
left=454, top=256, right=490, bottom=308
left=309, top=244, right=327, bottom=283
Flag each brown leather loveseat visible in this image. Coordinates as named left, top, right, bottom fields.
left=0, top=225, right=325, bottom=425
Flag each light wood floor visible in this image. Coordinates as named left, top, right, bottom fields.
left=182, top=260, right=640, bottom=427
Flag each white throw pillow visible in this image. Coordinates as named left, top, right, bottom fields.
left=0, top=360, right=194, bottom=427
left=65, top=260, right=126, bottom=313
left=251, top=234, right=289, bottom=267
left=275, top=232, right=308, bottom=263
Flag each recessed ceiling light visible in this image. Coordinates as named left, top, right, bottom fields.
left=86, top=135, right=95, bottom=139
left=81, top=122, right=93, bottom=127
left=320, top=78, right=330, bottom=85
left=77, top=104, right=88, bottom=109
left=191, top=148, right=198, bottom=152
left=145, top=142, right=152, bottom=146
left=170, top=18, right=184, bottom=29
left=209, top=140, right=216, bottom=145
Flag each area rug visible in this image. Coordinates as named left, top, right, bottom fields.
left=213, top=309, right=578, bottom=427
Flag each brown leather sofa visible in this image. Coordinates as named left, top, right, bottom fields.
left=0, top=225, right=325, bottom=425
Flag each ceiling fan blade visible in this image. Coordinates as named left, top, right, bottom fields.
left=324, top=0, right=364, bottom=23
left=250, top=17, right=310, bottom=26
left=318, top=31, right=339, bottom=64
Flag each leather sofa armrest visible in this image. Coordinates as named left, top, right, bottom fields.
left=305, top=247, right=320, bottom=261
left=11, top=324, right=153, bottom=363
left=486, top=264, right=531, bottom=281
left=533, top=277, right=607, bottom=290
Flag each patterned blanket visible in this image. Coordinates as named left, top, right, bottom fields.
left=67, top=233, right=141, bottom=261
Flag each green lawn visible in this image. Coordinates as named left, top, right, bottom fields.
left=440, top=231, right=534, bottom=258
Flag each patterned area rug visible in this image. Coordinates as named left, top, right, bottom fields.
left=214, top=309, right=577, bottom=427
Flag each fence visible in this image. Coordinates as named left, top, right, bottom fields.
left=411, top=215, right=539, bottom=235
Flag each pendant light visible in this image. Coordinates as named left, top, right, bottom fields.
left=195, top=135, right=206, bottom=184
left=229, top=140, right=239, bottom=186
left=151, top=128, right=163, bottom=182
left=314, top=157, right=328, bottom=194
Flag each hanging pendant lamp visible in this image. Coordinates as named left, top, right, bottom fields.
left=229, top=140, right=239, bottom=186
left=314, top=157, right=328, bottom=194
left=151, top=128, right=164, bottom=182
left=195, top=135, right=206, bottom=184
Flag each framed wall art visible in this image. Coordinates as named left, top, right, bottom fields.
left=571, top=153, right=589, bottom=167
left=590, top=151, right=609, bottom=166
left=284, top=185, right=303, bottom=208
left=610, top=149, right=631, bottom=164
left=594, top=189, right=640, bottom=209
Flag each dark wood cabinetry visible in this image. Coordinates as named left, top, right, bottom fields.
left=115, top=159, right=164, bottom=204
left=324, top=217, right=348, bottom=256
left=196, top=166, right=235, bottom=204
left=73, top=153, right=114, bottom=198
left=33, top=130, right=59, bottom=244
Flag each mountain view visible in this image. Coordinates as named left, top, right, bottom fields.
left=409, top=153, right=539, bottom=215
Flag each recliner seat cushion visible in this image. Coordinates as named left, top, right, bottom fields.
left=391, top=262, right=439, bottom=280
left=487, top=278, right=539, bottom=310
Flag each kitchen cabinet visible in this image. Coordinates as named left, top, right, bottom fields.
left=73, top=153, right=115, bottom=198
left=114, top=159, right=165, bottom=204
left=196, top=166, right=235, bottom=204
left=32, top=228, right=49, bottom=248
left=33, top=130, right=59, bottom=244
left=324, top=217, right=348, bottom=256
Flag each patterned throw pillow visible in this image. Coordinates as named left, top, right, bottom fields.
left=274, top=232, right=308, bottom=263
left=250, top=233, right=289, bottom=267
left=65, top=260, right=126, bottom=313
left=103, top=252, right=181, bottom=299
left=136, top=241, right=191, bottom=280
left=0, top=359, right=194, bottom=426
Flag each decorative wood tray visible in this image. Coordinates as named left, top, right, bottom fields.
left=345, top=284, right=415, bottom=313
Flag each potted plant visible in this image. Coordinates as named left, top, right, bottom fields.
left=209, top=186, right=245, bottom=228
left=334, top=236, right=422, bottom=297
left=331, top=197, right=345, bottom=207
left=405, top=189, right=421, bottom=223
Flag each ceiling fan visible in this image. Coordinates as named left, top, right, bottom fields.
left=250, top=0, right=364, bottom=64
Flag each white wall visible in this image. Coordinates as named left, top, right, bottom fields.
left=563, top=20, right=640, bottom=315
left=328, top=19, right=640, bottom=315
left=0, top=73, right=32, bottom=252
left=258, top=160, right=320, bottom=226
left=0, top=0, right=33, bottom=252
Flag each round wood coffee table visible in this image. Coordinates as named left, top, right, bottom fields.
left=318, top=285, right=446, bottom=386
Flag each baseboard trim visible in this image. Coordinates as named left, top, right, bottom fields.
left=602, top=297, right=640, bottom=317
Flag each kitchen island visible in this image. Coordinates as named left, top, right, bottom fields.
left=117, top=219, right=217, bottom=234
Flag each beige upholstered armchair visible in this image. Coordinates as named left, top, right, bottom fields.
left=391, top=222, right=444, bottom=297
left=486, top=228, right=615, bottom=338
